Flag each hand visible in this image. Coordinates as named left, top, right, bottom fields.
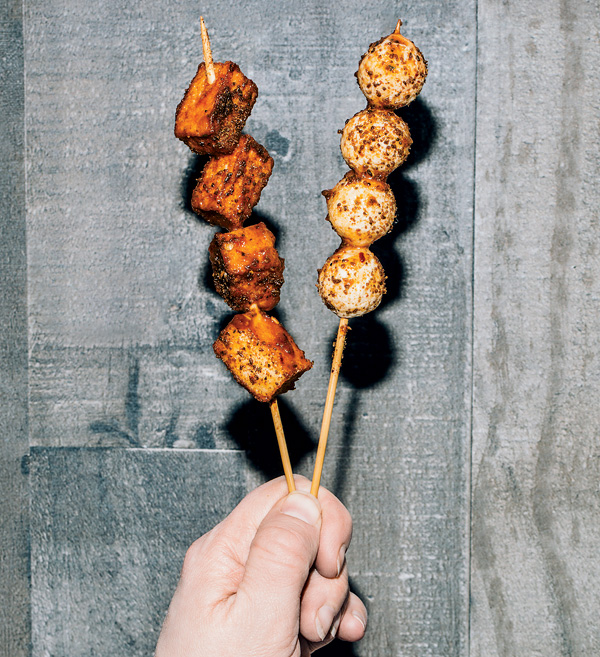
left=155, top=476, right=367, bottom=656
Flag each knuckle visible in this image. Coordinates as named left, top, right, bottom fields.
left=181, top=534, right=209, bottom=576
left=254, top=523, right=317, bottom=569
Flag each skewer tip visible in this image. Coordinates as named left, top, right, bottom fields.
left=395, top=19, right=403, bottom=33
left=200, top=15, right=216, bottom=84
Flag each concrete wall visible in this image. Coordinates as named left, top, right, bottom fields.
left=1, top=0, right=598, bottom=655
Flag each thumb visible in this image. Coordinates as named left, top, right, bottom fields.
left=239, top=491, right=322, bottom=610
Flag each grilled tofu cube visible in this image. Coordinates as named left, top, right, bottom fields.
left=213, top=307, right=313, bottom=403
left=175, top=61, right=258, bottom=155
left=191, top=135, right=273, bottom=230
left=209, top=223, right=285, bottom=312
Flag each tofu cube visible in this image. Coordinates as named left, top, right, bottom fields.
left=192, top=135, right=273, bottom=231
left=209, top=222, right=285, bottom=312
left=213, top=307, right=313, bottom=403
left=175, top=61, right=258, bottom=155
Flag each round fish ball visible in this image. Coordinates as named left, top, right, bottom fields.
left=318, top=246, right=386, bottom=318
left=340, top=109, right=412, bottom=179
left=357, top=28, right=428, bottom=109
left=323, top=172, right=396, bottom=246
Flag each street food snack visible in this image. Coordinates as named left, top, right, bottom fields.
left=175, top=61, right=258, bottom=155
left=213, top=305, right=313, bottom=403
left=356, top=20, right=428, bottom=109
left=311, top=20, right=427, bottom=496
left=175, top=18, right=312, bottom=493
left=192, top=135, right=274, bottom=230
left=208, top=222, right=285, bottom=312
left=322, top=171, right=396, bottom=246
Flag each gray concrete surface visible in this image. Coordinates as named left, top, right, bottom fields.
left=1, top=0, right=599, bottom=655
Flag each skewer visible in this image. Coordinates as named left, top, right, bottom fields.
left=310, top=317, right=349, bottom=496
left=395, top=19, right=402, bottom=33
left=200, top=16, right=216, bottom=84
left=270, top=399, right=296, bottom=493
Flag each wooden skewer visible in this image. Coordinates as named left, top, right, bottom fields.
left=310, top=317, right=349, bottom=497
left=395, top=19, right=403, bottom=33
left=270, top=399, right=296, bottom=493
left=200, top=16, right=216, bottom=84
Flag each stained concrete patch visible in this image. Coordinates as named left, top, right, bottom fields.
left=29, top=448, right=247, bottom=657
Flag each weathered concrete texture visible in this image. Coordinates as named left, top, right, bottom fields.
left=0, top=0, right=30, bottom=655
left=23, top=2, right=475, bottom=653
left=15, top=0, right=477, bottom=655
left=472, top=0, right=600, bottom=655
left=29, top=448, right=248, bottom=657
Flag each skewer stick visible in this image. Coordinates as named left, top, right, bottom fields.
left=270, top=399, right=296, bottom=493
left=395, top=19, right=403, bottom=33
left=200, top=16, right=215, bottom=84
left=310, top=317, right=349, bottom=497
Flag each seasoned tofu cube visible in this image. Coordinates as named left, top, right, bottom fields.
left=191, top=135, right=273, bottom=231
left=209, top=222, right=285, bottom=312
left=175, top=61, right=258, bottom=155
left=213, top=307, right=313, bottom=403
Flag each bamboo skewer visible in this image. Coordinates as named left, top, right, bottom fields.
left=310, top=317, right=349, bottom=497
left=200, top=16, right=215, bottom=84
left=270, top=399, right=296, bottom=493
left=198, top=21, right=295, bottom=492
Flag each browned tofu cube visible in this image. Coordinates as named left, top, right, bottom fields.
left=213, top=306, right=313, bottom=403
left=191, top=135, right=274, bottom=231
left=209, top=222, right=285, bottom=312
left=175, top=61, right=258, bottom=155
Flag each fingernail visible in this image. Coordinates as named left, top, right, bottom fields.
left=336, top=544, right=347, bottom=577
left=281, top=492, right=321, bottom=526
left=316, top=605, right=336, bottom=641
left=352, top=610, right=367, bottom=631
left=330, top=613, right=342, bottom=639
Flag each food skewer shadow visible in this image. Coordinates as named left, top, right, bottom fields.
left=226, top=397, right=315, bottom=478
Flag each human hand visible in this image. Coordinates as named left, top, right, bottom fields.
left=155, top=475, right=367, bottom=656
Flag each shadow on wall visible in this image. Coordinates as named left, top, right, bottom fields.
left=226, top=397, right=315, bottom=477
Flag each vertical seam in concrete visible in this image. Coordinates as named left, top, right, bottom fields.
left=22, top=0, right=32, bottom=649
left=468, top=0, right=480, bottom=655
left=0, top=0, right=30, bottom=652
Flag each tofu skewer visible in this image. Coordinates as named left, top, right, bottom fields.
left=311, top=21, right=427, bottom=496
left=176, top=19, right=312, bottom=492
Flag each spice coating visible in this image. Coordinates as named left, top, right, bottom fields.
left=323, top=170, right=396, bottom=246
left=357, top=30, right=428, bottom=108
left=340, top=108, right=412, bottom=179
left=192, top=134, right=274, bottom=231
left=175, top=61, right=258, bottom=155
left=317, top=246, right=386, bottom=318
left=209, top=222, right=285, bottom=311
left=213, top=306, right=313, bottom=402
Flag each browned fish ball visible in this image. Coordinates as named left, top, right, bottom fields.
left=357, top=29, right=428, bottom=109
left=323, top=171, right=396, bottom=246
left=317, top=246, right=386, bottom=318
left=340, top=108, right=412, bottom=179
